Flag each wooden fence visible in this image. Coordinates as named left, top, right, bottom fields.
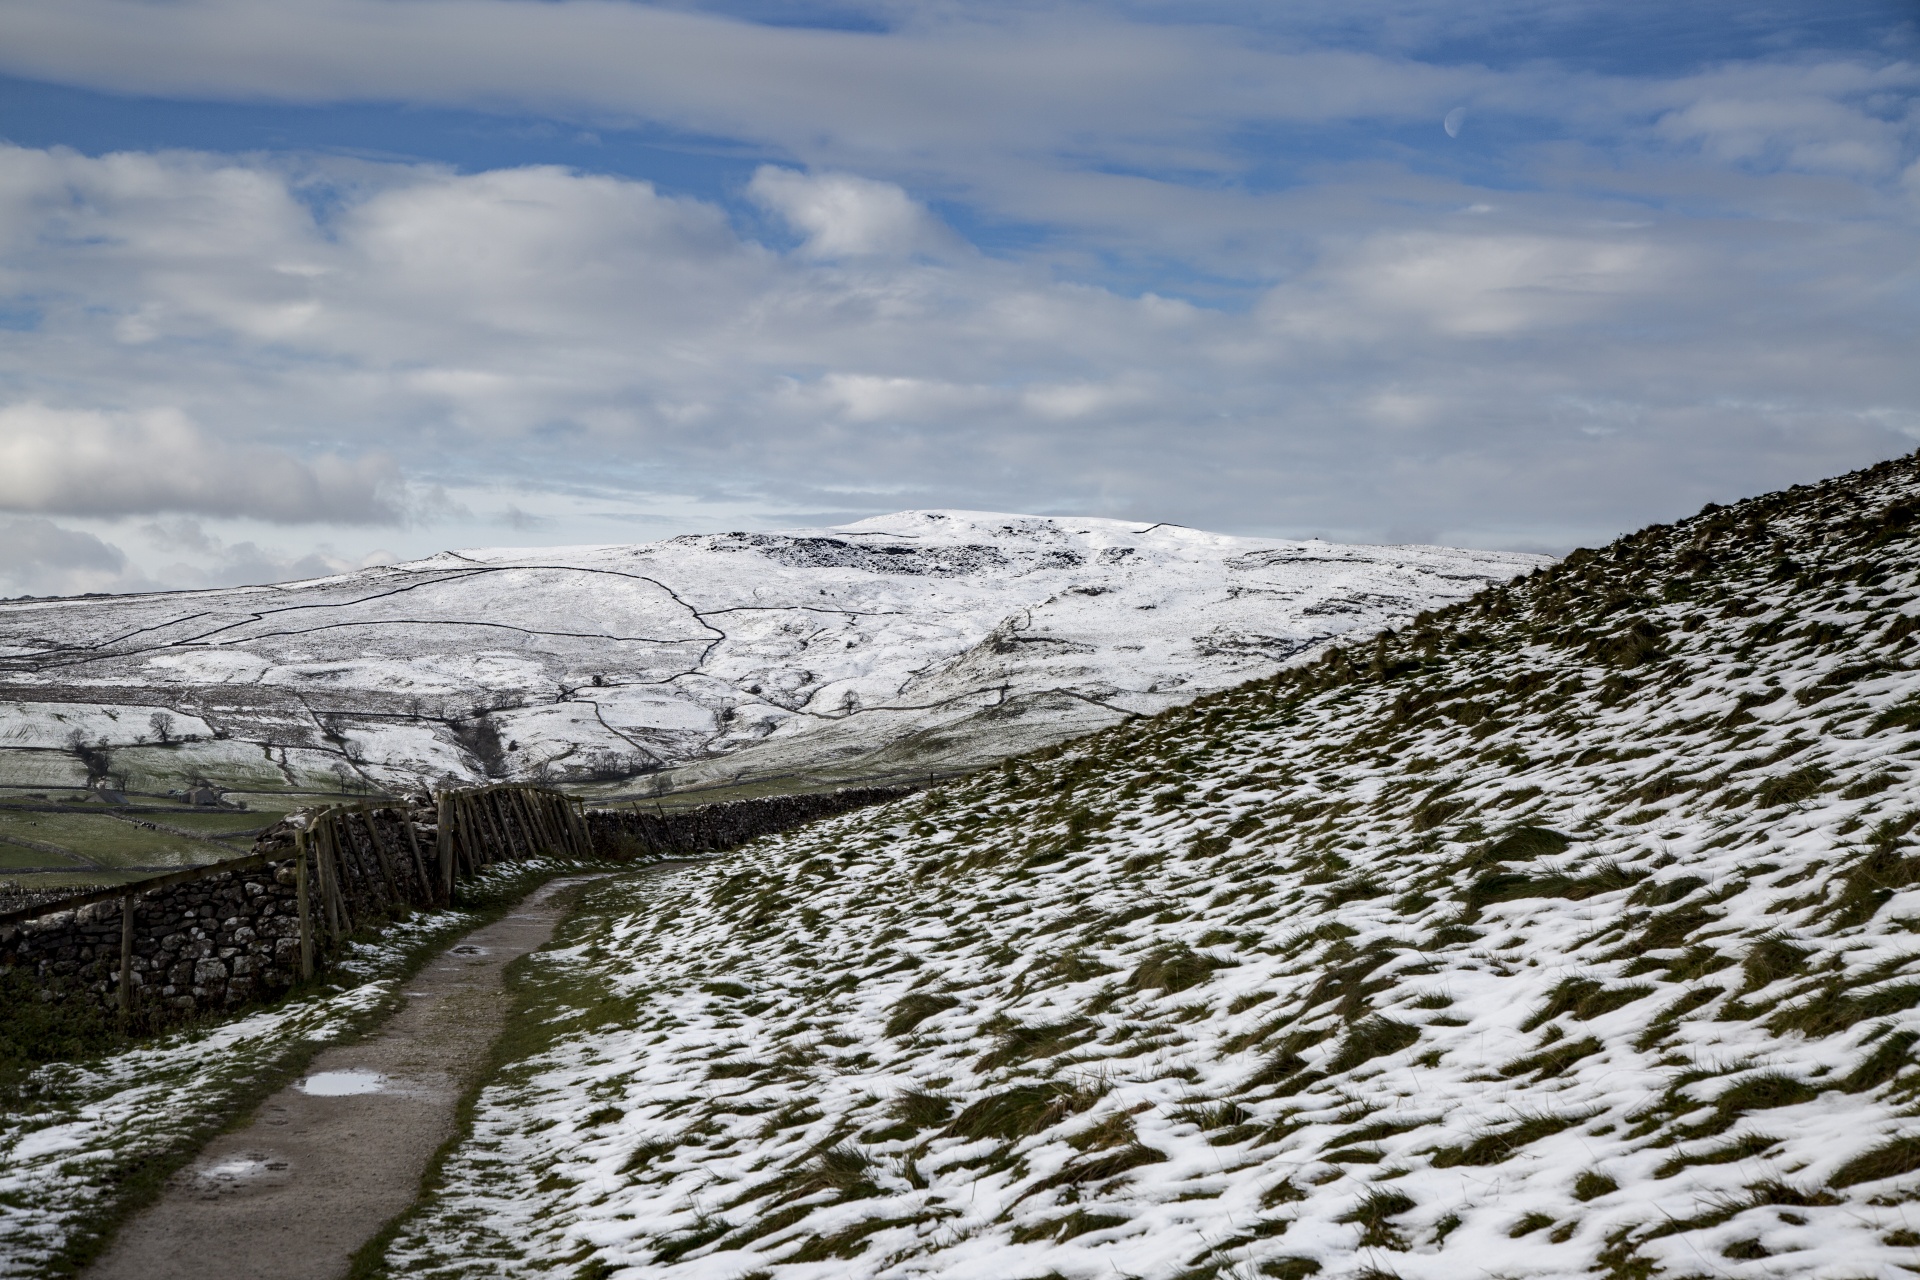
left=0, top=784, right=592, bottom=1021
left=290, top=784, right=588, bottom=982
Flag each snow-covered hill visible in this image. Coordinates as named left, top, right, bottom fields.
left=0, top=512, right=1541, bottom=801
left=368, top=455, right=1920, bottom=1278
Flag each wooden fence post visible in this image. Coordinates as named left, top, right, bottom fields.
left=118, top=892, right=135, bottom=1018
left=329, top=817, right=357, bottom=933
left=512, top=787, right=534, bottom=857
left=479, top=792, right=505, bottom=865
left=473, top=794, right=500, bottom=869
left=437, top=792, right=457, bottom=900
left=570, top=797, right=592, bottom=859
left=401, top=807, right=429, bottom=899
left=578, top=798, right=593, bottom=858
left=518, top=789, right=548, bottom=856
left=537, top=791, right=559, bottom=856
left=318, top=816, right=343, bottom=938
left=295, top=829, right=314, bottom=979
left=361, top=807, right=399, bottom=902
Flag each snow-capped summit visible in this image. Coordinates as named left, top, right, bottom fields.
left=0, top=512, right=1545, bottom=799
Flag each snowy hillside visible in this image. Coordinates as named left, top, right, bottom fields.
left=0, top=512, right=1540, bottom=801
left=373, top=455, right=1920, bottom=1278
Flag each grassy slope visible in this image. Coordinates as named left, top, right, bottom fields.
left=376, top=454, right=1920, bottom=1279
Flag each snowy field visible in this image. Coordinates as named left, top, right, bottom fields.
left=368, top=463, right=1920, bottom=1278
left=0, top=512, right=1543, bottom=802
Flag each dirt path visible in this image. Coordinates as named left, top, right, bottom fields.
left=85, top=874, right=612, bottom=1280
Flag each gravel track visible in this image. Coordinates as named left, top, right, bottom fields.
left=84, top=874, right=611, bottom=1280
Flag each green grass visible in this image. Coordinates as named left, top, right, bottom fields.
left=0, top=811, right=226, bottom=871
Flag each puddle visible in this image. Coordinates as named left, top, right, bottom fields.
left=449, top=945, right=489, bottom=956
left=297, top=1069, right=387, bottom=1097
left=202, top=1154, right=286, bottom=1179
left=189, top=1153, right=289, bottom=1198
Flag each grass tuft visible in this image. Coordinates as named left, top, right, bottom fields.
left=1129, top=945, right=1231, bottom=994
left=1831, top=1135, right=1920, bottom=1188
left=943, top=1081, right=1097, bottom=1142
left=883, top=992, right=959, bottom=1038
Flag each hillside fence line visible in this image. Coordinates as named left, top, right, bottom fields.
left=0, top=783, right=912, bottom=1027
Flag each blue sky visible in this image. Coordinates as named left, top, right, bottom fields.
left=0, top=0, right=1915, bottom=592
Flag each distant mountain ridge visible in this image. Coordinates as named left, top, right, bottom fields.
left=357, top=453, right=1920, bottom=1278
left=0, top=511, right=1542, bottom=803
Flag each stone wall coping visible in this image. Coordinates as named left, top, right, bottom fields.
left=0, top=850, right=275, bottom=929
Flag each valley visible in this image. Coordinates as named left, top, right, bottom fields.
left=9, top=457, right=1920, bottom=1277
left=0, top=511, right=1537, bottom=884
left=353, top=454, right=1920, bottom=1277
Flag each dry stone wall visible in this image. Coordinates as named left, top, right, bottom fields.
left=0, top=783, right=913, bottom=1026
left=0, top=856, right=305, bottom=1020
left=587, top=786, right=916, bottom=857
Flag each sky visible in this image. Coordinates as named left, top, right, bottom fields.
left=0, top=0, right=1916, bottom=595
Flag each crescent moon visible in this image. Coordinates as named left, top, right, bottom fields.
left=1444, top=107, right=1467, bottom=138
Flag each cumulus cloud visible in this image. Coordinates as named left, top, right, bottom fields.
left=0, top=136, right=1913, bottom=557
left=0, top=403, right=400, bottom=523
left=0, top=0, right=1913, bottom=576
left=749, top=167, right=958, bottom=259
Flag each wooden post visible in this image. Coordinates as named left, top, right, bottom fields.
left=508, top=788, right=533, bottom=857
left=531, top=791, right=550, bottom=855
left=333, top=812, right=362, bottom=904
left=473, top=794, right=501, bottom=868
left=548, top=793, right=573, bottom=858
left=531, top=791, right=558, bottom=856
left=295, top=829, right=314, bottom=980
left=326, top=818, right=355, bottom=933
left=499, top=789, right=521, bottom=860
left=450, top=795, right=468, bottom=879
left=479, top=792, right=506, bottom=865
left=317, top=817, right=343, bottom=938
left=437, top=792, right=457, bottom=900
left=517, top=789, right=548, bottom=857
left=401, top=807, right=429, bottom=901
left=473, top=792, right=490, bottom=865
left=570, top=798, right=593, bottom=859
left=118, top=892, right=135, bottom=1018
left=361, top=807, right=399, bottom=902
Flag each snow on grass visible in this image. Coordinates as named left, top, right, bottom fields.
left=374, top=458, right=1920, bottom=1278
left=0, top=857, right=586, bottom=1278
left=0, top=511, right=1544, bottom=800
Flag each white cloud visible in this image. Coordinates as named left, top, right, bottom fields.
left=1642, top=60, right=1918, bottom=178
left=1265, top=231, right=1671, bottom=340
left=749, top=167, right=956, bottom=259
left=0, top=121, right=1913, bottom=576
left=0, top=403, right=399, bottom=522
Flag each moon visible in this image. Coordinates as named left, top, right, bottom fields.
left=1443, top=107, right=1468, bottom=138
